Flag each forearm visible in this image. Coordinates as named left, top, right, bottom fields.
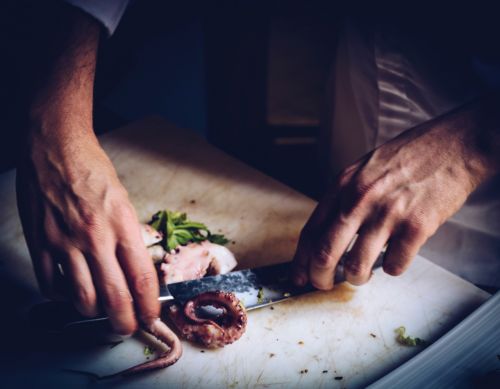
left=400, top=95, right=500, bottom=191
left=25, top=2, right=100, bottom=148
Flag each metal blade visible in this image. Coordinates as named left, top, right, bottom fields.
left=167, top=259, right=351, bottom=310
left=166, top=245, right=386, bottom=310
left=167, top=262, right=303, bottom=310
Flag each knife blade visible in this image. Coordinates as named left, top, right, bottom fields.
left=29, top=246, right=385, bottom=332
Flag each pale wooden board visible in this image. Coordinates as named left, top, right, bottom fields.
left=0, top=117, right=490, bottom=388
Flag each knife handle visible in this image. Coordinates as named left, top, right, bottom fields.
left=29, top=284, right=175, bottom=333
left=28, top=301, right=110, bottom=333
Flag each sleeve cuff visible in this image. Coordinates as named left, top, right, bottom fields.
left=64, top=0, right=130, bottom=36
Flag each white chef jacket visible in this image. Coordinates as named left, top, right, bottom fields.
left=327, top=18, right=500, bottom=288
left=65, top=0, right=129, bottom=35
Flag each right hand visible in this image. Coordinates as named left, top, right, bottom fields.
left=17, top=121, right=159, bottom=335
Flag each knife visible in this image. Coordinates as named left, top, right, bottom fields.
left=29, top=247, right=385, bottom=333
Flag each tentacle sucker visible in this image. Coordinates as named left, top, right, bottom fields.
left=168, top=291, right=247, bottom=348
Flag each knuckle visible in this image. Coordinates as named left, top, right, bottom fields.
left=375, top=204, right=393, bottom=221
left=389, top=196, right=408, bottom=218
left=44, top=231, right=63, bottom=250
left=132, top=271, right=157, bottom=297
left=102, top=287, right=132, bottom=313
left=312, top=247, right=335, bottom=269
left=79, top=209, right=101, bottom=229
left=401, top=217, right=427, bottom=240
left=74, top=287, right=97, bottom=316
left=344, top=179, right=375, bottom=212
left=345, top=259, right=370, bottom=278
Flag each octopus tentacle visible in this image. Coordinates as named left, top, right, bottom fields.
left=168, top=291, right=247, bottom=348
left=110, top=319, right=182, bottom=377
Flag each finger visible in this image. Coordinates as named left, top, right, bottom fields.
left=383, top=222, right=427, bottom=276
left=291, top=232, right=311, bottom=287
left=291, top=164, right=361, bottom=286
left=308, top=210, right=364, bottom=290
left=306, top=163, right=362, bottom=229
left=32, top=249, right=60, bottom=299
left=116, top=233, right=160, bottom=324
left=86, top=248, right=137, bottom=335
left=344, top=219, right=391, bottom=285
left=61, top=248, right=99, bottom=317
left=15, top=169, right=61, bottom=298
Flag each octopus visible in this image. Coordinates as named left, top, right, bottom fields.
left=140, top=224, right=238, bottom=280
left=86, top=318, right=182, bottom=379
left=116, top=224, right=246, bottom=376
left=117, top=319, right=182, bottom=376
left=160, top=241, right=237, bottom=284
left=168, top=291, right=247, bottom=348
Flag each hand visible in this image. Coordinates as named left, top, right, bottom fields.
left=17, top=123, right=159, bottom=335
left=15, top=2, right=160, bottom=334
left=292, top=102, right=498, bottom=289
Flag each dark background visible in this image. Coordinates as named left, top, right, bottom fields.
left=0, top=0, right=340, bottom=199
left=95, top=0, right=340, bottom=199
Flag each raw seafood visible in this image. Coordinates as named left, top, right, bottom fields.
left=167, top=291, right=247, bottom=348
left=101, top=319, right=182, bottom=378
left=125, top=215, right=242, bottom=377
left=140, top=223, right=163, bottom=246
left=160, top=241, right=237, bottom=284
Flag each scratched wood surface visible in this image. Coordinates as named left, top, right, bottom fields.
left=0, top=117, right=490, bottom=388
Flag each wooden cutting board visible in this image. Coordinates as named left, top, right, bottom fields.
left=0, top=117, right=489, bottom=388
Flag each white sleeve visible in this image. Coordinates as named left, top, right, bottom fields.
left=64, top=0, right=130, bottom=36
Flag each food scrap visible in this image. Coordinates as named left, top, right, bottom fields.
left=395, top=326, right=426, bottom=346
left=298, top=341, right=304, bottom=345
left=257, top=287, right=265, bottom=304
left=143, top=346, right=155, bottom=356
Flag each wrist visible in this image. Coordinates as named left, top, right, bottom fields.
left=430, top=98, right=500, bottom=191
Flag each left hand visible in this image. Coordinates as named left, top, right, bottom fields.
left=292, top=104, right=497, bottom=289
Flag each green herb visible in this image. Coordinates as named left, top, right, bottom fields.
left=143, top=346, right=155, bottom=356
left=209, top=234, right=230, bottom=246
left=149, top=210, right=230, bottom=251
left=395, top=326, right=426, bottom=347
left=257, top=287, right=265, bottom=304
